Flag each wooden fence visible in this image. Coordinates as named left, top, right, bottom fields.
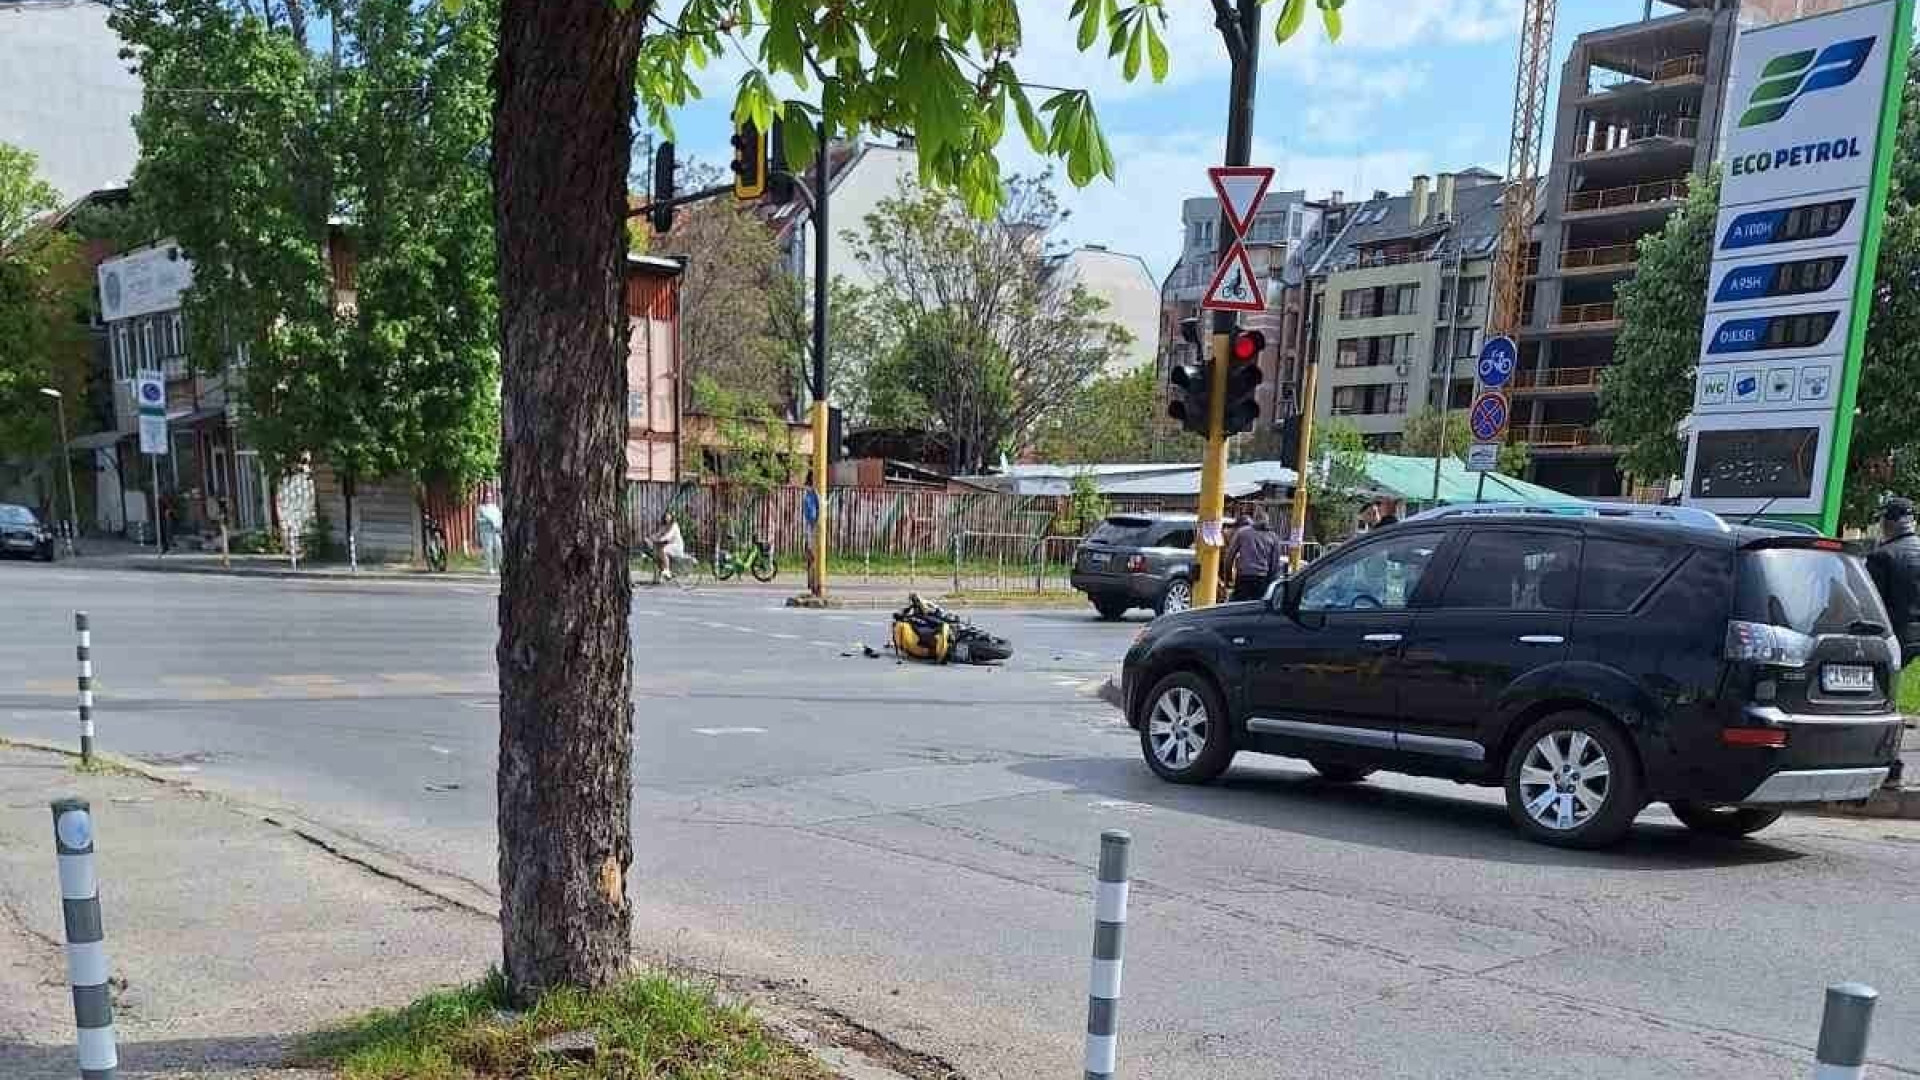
left=625, top=481, right=1101, bottom=558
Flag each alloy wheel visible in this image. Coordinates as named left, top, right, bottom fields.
left=1163, top=580, right=1192, bottom=614
left=1517, top=729, right=1612, bottom=832
left=1147, top=686, right=1209, bottom=769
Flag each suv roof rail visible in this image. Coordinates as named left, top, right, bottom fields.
left=1402, top=501, right=1730, bottom=532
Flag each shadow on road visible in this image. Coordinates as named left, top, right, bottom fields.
left=1010, top=754, right=1807, bottom=871
left=0, top=1032, right=319, bottom=1080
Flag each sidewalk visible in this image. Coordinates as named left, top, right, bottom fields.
left=0, top=744, right=493, bottom=1079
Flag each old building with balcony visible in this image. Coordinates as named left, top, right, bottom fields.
left=1292, top=168, right=1507, bottom=445
left=1519, top=0, right=1739, bottom=497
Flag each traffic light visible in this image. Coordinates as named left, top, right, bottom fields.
left=1223, top=327, right=1266, bottom=435
left=1168, top=317, right=1209, bottom=435
left=766, top=120, right=796, bottom=206
left=730, top=119, right=766, bottom=200
left=649, top=140, right=677, bottom=235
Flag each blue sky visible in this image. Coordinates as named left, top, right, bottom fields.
left=656, top=1, right=1731, bottom=280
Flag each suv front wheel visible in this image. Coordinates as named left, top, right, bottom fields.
left=1139, top=671, right=1235, bottom=783
left=1503, top=711, right=1643, bottom=849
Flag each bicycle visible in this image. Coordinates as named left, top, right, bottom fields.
left=634, top=544, right=707, bottom=588
left=712, top=532, right=778, bottom=583
left=422, top=511, right=448, bottom=572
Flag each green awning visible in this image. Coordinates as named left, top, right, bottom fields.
left=1361, top=453, right=1574, bottom=507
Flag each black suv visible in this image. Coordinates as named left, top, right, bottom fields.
left=1072, top=513, right=1199, bottom=619
left=1120, top=506, right=1903, bottom=848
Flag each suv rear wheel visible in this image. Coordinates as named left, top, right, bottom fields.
left=1667, top=801, right=1784, bottom=838
left=1139, top=671, right=1234, bottom=783
left=1156, top=577, right=1193, bottom=616
left=1092, top=595, right=1130, bottom=621
left=1503, top=711, right=1643, bottom=849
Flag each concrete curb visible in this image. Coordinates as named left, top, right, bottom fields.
left=1812, top=786, right=1920, bottom=820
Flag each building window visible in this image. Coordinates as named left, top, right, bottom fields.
left=1331, top=383, right=1409, bottom=416
left=1291, top=210, right=1304, bottom=239
left=1456, top=276, right=1486, bottom=318
left=1454, top=327, right=1478, bottom=358
left=1336, top=334, right=1416, bottom=368
left=1339, top=283, right=1420, bottom=319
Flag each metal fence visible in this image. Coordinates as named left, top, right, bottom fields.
left=946, top=531, right=1083, bottom=594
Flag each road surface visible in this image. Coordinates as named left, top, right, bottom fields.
left=2, top=562, right=1917, bottom=1079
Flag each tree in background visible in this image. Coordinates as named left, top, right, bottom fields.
left=841, top=177, right=1131, bottom=473
left=1400, top=407, right=1531, bottom=478
left=1604, top=46, right=1920, bottom=524
left=687, top=374, right=797, bottom=495
left=1032, top=365, right=1191, bottom=464
left=1304, top=417, right=1373, bottom=542
left=0, top=143, right=89, bottom=461
left=490, top=0, right=1350, bottom=999
left=1596, top=172, right=1719, bottom=485
left=112, top=0, right=500, bottom=546
left=649, top=168, right=798, bottom=412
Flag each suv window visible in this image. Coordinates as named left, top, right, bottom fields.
left=1300, top=530, right=1445, bottom=612
left=1580, top=538, right=1683, bottom=613
left=0, top=505, right=34, bottom=527
left=1439, top=530, right=1581, bottom=611
left=1152, top=528, right=1195, bottom=549
left=1089, top=516, right=1154, bottom=546
left=1736, top=547, right=1888, bottom=635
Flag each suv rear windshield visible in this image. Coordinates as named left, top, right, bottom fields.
left=1735, top=547, right=1889, bottom=636
left=0, top=506, right=34, bottom=527
left=1088, top=517, right=1156, bottom=546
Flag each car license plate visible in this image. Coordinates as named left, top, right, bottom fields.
left=1087, top=552, right=1109, bottom=568
left=1822, top=664, right=1876, bottom=694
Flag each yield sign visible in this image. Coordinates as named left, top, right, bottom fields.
left=1202, top=242, right=1265, bottom=312
left=1208, top=165, right=1275, bottom=236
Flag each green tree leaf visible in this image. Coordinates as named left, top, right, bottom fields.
left=1274, top=0, right=1307, bottom=43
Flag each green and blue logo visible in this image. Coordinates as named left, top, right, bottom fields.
left=1740, top=36, right=1876, bottom=127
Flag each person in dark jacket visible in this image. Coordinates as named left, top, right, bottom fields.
left=1867, top=497, right=1920, bottom=657
left=1228, top=511, right=1284, bottom=602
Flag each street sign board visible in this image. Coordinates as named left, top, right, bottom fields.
left=1201, top=242, right=1265, bottom=312
left=134, top=373, right=167, bottom=456
left=1207, top=166, right=1275, bottom=236
left=1682, top=0, right=1910, bottom=526
left=1468, top=391, right=1509, bottom=443
left=1466, top=442, right=1500, bottom=472
left=1477, top=335, right=1518, bottom=388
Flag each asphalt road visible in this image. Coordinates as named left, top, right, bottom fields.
left=3, top=562, right=1919, bottom=1079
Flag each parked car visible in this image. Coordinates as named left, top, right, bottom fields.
left=1119, top=507, right=1903, bottom=848
left=1071, top=512, right=1200, bottom=619
left=0, top=504, right=56, bottom=562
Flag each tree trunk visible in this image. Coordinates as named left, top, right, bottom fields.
left=491, top=0, right=646, bottom=1002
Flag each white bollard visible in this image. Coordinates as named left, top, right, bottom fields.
left=1814, top=983, right=1877, bottom=1079
left=52, top=797, right=117, bottom=1079
left=1084, top=830, right=1130, bottom=1080
left=74, top=612, right=94, bottom=764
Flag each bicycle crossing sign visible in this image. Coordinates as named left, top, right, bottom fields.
left=1201, top=242, right=1264, bottom=312
left=1468, top=390, right=1510, bottom=442
left=1201, top=164, right=1275, bottom=314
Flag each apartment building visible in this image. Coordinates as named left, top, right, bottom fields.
left=1519, top=0, right=1739, bottom=497
left=1289, top=169, right=1506, bottom=444
left=1155, top=190, right=1315, bottom=433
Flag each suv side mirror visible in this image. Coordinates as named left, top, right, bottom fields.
left=1271, top=574, right=1303, bottom=615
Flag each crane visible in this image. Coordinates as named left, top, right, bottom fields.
left=1491, top=0, right=1557, bottom=340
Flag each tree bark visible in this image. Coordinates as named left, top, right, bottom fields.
left=492, top=0, right=646, bottom=1001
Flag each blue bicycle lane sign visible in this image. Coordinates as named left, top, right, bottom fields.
left=1477, top=335, right=1517, bottom=388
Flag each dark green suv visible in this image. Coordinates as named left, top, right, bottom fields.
left=1071, top=513, right=1199, bottom=620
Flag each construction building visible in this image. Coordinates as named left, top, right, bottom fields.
left=1518, top=0, right=1740, bottom=497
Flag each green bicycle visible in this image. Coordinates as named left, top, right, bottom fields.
left=712, top=533, right=779, bottom=582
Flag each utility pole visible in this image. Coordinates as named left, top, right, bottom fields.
left=809, top=113, right=830, bottom=599
left=1195, top=0, right=1260, bottom=607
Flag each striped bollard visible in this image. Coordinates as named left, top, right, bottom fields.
left=1814, top=983, right=1877, bottom=1079
left=52, top=797, right=117, bottom=1079
left=74, top=612, right=94, bottom=764
left=1084, top=829, right=1130, bottom=1080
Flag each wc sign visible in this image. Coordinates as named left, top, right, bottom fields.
left=1683, top=0, right=1911, bottom=530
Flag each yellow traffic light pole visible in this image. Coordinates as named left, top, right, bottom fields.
left=1288, top=358, right=1318, bottom=574
left=1193, top=334, right=1233, bottom=607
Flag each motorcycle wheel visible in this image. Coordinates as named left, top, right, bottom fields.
left=751, top=554, right=778, bottom=583
left=966, top=635, right=1013, bottom=663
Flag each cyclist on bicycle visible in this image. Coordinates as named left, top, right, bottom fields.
left=650, top=513, right=686, bottom=583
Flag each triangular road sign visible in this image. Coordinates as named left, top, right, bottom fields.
left=1201, top=242, right=1265, bottom=312
left=1208, top=166, right=1275, bottom=236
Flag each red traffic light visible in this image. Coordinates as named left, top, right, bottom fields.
left=1230, top=329, right=1266, bottom=363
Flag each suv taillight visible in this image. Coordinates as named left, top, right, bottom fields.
left=1724, top=620, right=1816, bottom=668
left=1126, top=555, right=1147, bottom=573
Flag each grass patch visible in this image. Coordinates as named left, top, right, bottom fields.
left=299, top=970, right=829, bottom=1080
left=1899, top=661, right=1919, bottom=716
left=70, top=755, right=143, bottom=778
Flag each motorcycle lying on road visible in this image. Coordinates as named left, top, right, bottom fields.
left=890, top=593, right=1014, bottom=665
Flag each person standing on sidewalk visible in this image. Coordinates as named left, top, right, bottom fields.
left=1228, top=510, right=1283, bottom=603
left=1868, top=497, right=1920, bottom=662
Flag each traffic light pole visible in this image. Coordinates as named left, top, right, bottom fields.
left=809, top=114, right=830, bottom=598
left=1195, top=0, right=1259, bottom=608
left=1288, top=359, right=1317, bottom=574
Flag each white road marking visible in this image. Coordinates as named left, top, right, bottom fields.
left=429, top=745, right=452, bottom=756
left=770, top=632, right=801, bottom=641
left=692, top=726, right=767, bottom=736
left=1093, top=799, right=1153, bottom=813
left=809, top=640, right=838, bottom=648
